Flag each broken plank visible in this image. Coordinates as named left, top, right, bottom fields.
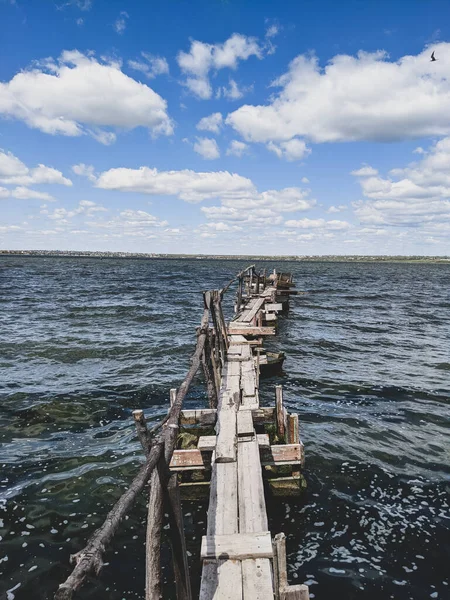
left=216, top=408, right=237, bottom=463
left=201, top=532, right=273, bottom=560
left=241, top=558, right=274, bottom=600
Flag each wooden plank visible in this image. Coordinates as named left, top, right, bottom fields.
left=265, top=303, right=283, bottom=312
left=237, top=410, right=255, bottom=437
left=201, top=532, right=273, bottom=560
left=263, top=313, right=277, bottom=322
left=200, top=561, right=243, bottom=600
left=241, top=559, right=274, bottom=599
left=229, top=334, right=248, bottom=344
left=227, top=325, right=276, bottom=336
left=241, top=297, right=266, bottom=323
left=180, top=409, right=216, bottom=425
left=234, top=298, right=258, bottom=322
left=170, top=449, right=210, bottom=471
left=200, top=459, right=242, bottom=600
left=227, top=361, right=240, bottom=377
left=260, top=444, right=302, bottom=466
left=241, top=361, right=256, bottom=397
left=227, top=346, right=243, bottom=356
left=252, top=407, right=274, bottom=423
left=216, top=407, right=237, bottom=463
left=198, top=433, right=269, bottom=452
left=170, top=440, right=298, bottom=469
left=238, top=437, right=268, bottom=533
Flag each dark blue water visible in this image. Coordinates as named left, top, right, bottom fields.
left=0, top=257, right=449, bottom=600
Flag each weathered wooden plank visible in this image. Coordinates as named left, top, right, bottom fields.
left=227, top=346, right=243, bottom=356
left=170, top=449, right=210, bottom=471
left=260, top=444, right=302, bottom=466
left=180, top=409, right=217, bottom=426
left=227, top=325, right=276, bottom=336
left=200, top=459, right=242, bottom=600
left=241, top=297, right=266, bottom=323
left=241, top=558, right=274, bottom=599
left=241, top=361, right=256, bottom=397
left=201, top=532, right=273, bottom=560
left=265, top=303, right=283, bottom=312
left=238, top=437, right=268, bottom=533
left=170, top=441, right=299, bottom=470
left=226, top=361, right=240, bottom=377
left=263, top=313, right=277, bottom=322
left=216, top=407, right=237, bottom=463
left=237, top=410, right=254, bottom=437
left=198, top=433, right=269, bottom=452
left=200, top=560, right=243, bottom=600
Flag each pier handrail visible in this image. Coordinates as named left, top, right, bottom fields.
left=55, top=308, right=210, bottom=600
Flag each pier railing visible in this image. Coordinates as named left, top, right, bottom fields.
left=55, top=264, right=308, bottom=600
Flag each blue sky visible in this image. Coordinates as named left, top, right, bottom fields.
left=1, top=0, right=450, bottom=255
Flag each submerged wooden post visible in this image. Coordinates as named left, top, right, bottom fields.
left=166, top=474, right=192, bottom=600
left=133, top=409, right=151, bottom=455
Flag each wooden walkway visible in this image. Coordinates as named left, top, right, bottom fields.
left=55, top=267, right=309, bottom=600
left=197, top=279, right=308, bottom=600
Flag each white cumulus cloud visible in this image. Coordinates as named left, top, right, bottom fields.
left=95, top=166, right=254, bottom=203
left=177, top=33, right=265, bottom=99
left=267, top=138, right=311, bottom=161
left=196, top=113, right=223, bottom=134
left=0, top=50, right=173, bottom=141
left=353, top=137, right=450, bottom=227
left=193, top=137, right=220, bottom=160
left=0, top=149, right=72, bottom=186
left=128, top=53, right=169, bottom=79
left=226, top=140, right=249, bottom=157
left=226, top=43, right=450, bottom=146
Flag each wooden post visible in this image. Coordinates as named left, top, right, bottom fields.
left=146, top=465, right=164, bottom=600
left=249, top=268, right=253, bottom=295
left=287, top=414, right=299, bottom=445
left=273, top=533, right=309, bottom=600
left=201, top=332, right=218, bottom=408
left=133, top=410, right=151, bottom=455
left=166, top=473, right=192, bottom=600
left=170, top=388, right=177, bottom=408
left=275, top=386, right=287, bottom=440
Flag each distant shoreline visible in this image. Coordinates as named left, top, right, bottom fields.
left=0, top=250, right=449, bottom=263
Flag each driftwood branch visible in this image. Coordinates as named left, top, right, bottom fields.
left=55, top=440, right=164, bottom=600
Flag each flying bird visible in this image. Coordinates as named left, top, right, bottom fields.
left=430, top=51, right=437, bottom=62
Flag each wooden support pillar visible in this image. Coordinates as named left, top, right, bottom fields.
left=166, top=473, right=192, bottom=600
left=146, top=465, right=164, bottom=600
left=275, top=386, right=287, bottom=441
left=287, top=413, right=299, bottom=445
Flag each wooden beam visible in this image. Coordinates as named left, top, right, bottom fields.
left=198, top=433, right=269, bottom=452
left=227, top=325, right=275, bottom=336
left=200, top=532, right=273, bottom=560
left=275, top=386, right=287, bottom=441
left=180, top=409, right=216, bottom=426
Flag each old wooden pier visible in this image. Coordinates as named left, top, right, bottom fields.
left=56, top=266, right=309, bottom=600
